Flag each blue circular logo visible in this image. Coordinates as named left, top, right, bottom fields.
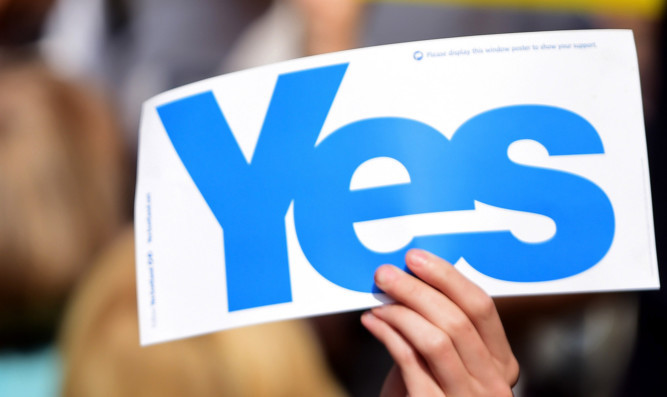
left=413, top=51, right=424, bottom=61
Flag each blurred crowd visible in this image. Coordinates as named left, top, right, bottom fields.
left=0, top=0, right=665, bottom=396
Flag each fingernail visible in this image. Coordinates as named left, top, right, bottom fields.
left=371, top=304, right=389, bottom=316
left=408, top=249, right=429, bottom=268
left=375, top=265, right=397, bottom=287
left=361, top=311, right=376, bottom=323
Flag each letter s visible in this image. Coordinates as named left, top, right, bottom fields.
left=450, top=105, right=615, bottom=281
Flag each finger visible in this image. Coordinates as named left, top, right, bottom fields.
left=361, top=311, right=444, bottom=397
left=379, top=365, right=407, bottom=397
left=375, top=264, right=498, bottom=382
left=405, top=249, right=518, bottom=384
left=372, top=304, right=479, bottom=396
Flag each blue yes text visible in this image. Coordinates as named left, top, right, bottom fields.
left=157, top=63, right=615, bottom=311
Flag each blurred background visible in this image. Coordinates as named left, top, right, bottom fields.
left=0, top=0, right=665, bottom=396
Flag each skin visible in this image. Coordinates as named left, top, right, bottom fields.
left=361, top=249, right=519, bottom=397
left=288, top=0, right=363, bottom=55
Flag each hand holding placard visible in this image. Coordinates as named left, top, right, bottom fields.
left=362, top=249, right=519, bottom=396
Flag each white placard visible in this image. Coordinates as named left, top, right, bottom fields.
left=135, top=30, right=659, bottom=345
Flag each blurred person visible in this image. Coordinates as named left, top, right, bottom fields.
left=58, top=226, right=519, bottom=397
left=0, top=53, right=128, bottom=394
left=615, top=7, right=667, bottom=396
left=59, top=227, right=347, bottom=397
left=40, top=0, right=362, bottom=145
left=222, top=0, right=363, bottom=72
left=0, top=0, right=55, bottom=47
left=292, top=0, right=363, bottom=55
left=363, top=1, right=593, bottom=45
left=40, top=0, right=273, bottom=146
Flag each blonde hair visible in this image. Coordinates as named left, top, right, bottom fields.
left=60, top=227, right=347, bottom=397
left=0, top=56, right=126, bottom=331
